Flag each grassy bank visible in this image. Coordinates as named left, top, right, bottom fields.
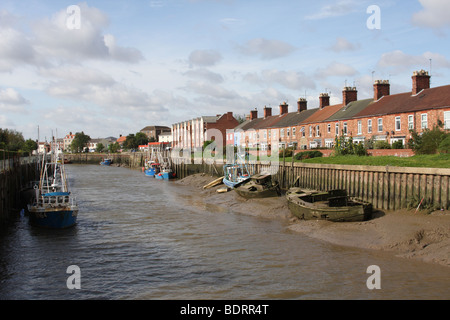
left=298, top=153, right=450, bottom=168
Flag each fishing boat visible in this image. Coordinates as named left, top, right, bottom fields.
left=286, top=187, right=372, bottom=222
left=155, top=167, right=176, bottom=180
left=27, top=152, right=78, bottom=229
left=222, top=152, right=251, bottom=189
left=100, top=158, right=112, bottom=166
left=144, top=161, right=160, bottom=177
left=234, top=173, right=280, bottom=199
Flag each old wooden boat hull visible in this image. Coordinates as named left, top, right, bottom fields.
left=286, top=188, right=372, bottom=222
left=234, top=183, right=280, bottom=199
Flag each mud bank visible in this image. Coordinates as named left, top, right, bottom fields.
left=176, top=173, right=450, bottom=267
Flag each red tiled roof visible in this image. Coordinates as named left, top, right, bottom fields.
left=354, top=84, right=450, bottom=118
left=117, top=136, right=126, bottom=143
left=301, top=104, right=344, bottom=124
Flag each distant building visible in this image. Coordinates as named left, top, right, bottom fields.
left=63, top=132, right=76, bottom=151
left=172, top=112, right=239, bottom=149
left=140, top=126, right=171, bottom=142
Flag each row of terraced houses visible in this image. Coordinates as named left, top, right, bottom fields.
left=172, top=70, right=450, bottom=155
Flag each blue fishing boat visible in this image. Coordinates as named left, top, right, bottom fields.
left=28, top=152, right=78, bottom=229
left=223, top=152, right=251, bottom=188
left=144, top=162, right=160, bottom=177
left=100, top=158, right=112, bottom=166
left=155, top=168, right=176, bottom=180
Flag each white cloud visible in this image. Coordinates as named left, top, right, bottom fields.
left=183, top=68, right=224, bottom=83
left=315, top=62, right=358, bottom=78
left=188, top=50, right=222, bottom=67
left=0, top=87, right=29, bottom=112
left=243, top=69, right=315, bottom=91
left=330, top=37, right=359, bottom=52
left=237, top=38, right=296, bottom=60
left=412, top=0, right=450, bottom=29
left=305, top=0, right=360, bottom=20
left=377, top=50, right=450, bottom=71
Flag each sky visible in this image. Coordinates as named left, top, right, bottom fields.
left=1, top=0, right=450, bottom=141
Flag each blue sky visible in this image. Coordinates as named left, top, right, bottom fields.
left=1, top=0, right=450, bottom=141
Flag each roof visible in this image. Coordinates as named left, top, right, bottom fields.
left=354, top=84, right=450, bottom=118
left=117, top=136, right=126, bottom=143
left=269, top=109, right=318, bottom=128
left=301, top=104, right=344, bottom=124
left=326, top=98, right=373, bottom=121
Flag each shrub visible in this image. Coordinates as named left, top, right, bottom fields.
left=408, top=124, right=448, bottom=154
left=294, top=150, right=323, bottom=161
left=391, top=140, right=403, bottom=149
left=334, top=134, right=368, bottom=156
left=374, top=140, right=391, bottom=149
left=438, top=134, right=450, bottom=154
left=279, top=147, right=293, bottom=158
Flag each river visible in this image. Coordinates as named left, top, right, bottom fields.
left=0, top=164, right=449, bottom=300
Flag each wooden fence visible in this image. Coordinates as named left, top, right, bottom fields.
left=171, top=157, right=450, bottom=211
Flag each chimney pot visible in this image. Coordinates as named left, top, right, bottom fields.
left=342, top=87, right=357, bottom=105
left=319, top=93, right=330, bottom=109
left=263, top=106, right=272, bottom=118
left=412, top=69, right=430, bottom=95
left=297, top=98, right=307, bottom=112
left=373, top=80, right=390, bottom=101
left=250, top=109, right=258, bottom=120
left=279, top=102, right=289, bottom=116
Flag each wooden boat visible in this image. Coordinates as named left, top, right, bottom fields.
left=28, top=151, right=78, bottom=229
left=223, top=163, right=250, bottom=188
left=286, top=187, right=372, bottom=222
left=234, top=173, right=280, bottom=199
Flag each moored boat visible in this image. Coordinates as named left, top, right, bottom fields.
left=155, top=168, right=176, bottom=180
left=234, top=173, right=280, bottom=199
left=223, top=163, right=250, bottom=188
left=100, top=158, right=112, bottom=166
left=286, top=187, right=372, bottom=222
left=27, top=152, right=78, bottom=229
left=144, top=162, right=160, bottom=177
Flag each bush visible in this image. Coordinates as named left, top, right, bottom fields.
left=279, top=147, right=293, bottom=158
left=408, top=125, right=448, bottom=154
left=438, top=135, right=450, bottom=154
left=334, top=134, right=368, bottom=156
left=391, top=140, right=403, bottom=149
left=294, top=150, right=323, bottom=161
left=374, top=140, right=391, bottom=149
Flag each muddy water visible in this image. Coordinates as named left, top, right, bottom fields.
left=0, top=164, right=448, bottom=300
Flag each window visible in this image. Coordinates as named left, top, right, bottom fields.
left=280, top=129, right=284, bottom=137
left=444, top=111, right=450, bottom=130
left=292, top=127, right=296, bottom=137
left=301, top=127, right=305, bottom=137
left=421, top=114, right=428, bottom=129
left=263, top=130, right=267, bottom=140
left=343, top=122, right=348, bottom=135
left=395, top=116, right=401, bottom=131
left=287, top=128, right=290, bottom=137
left=357, top=120, right=362, bottom=135
left=327, top=124, right=331, bottom=133
left=309, top=126, right=312, bottom=137
left=316, top=125, right=320, bottom=137
left=335, top=123, right=339, bottom=136
left=368, top=119, right=372, bottom=133
left=408, top=115, right=414, bottom=130
left=378, top=118, right=383, bottom=132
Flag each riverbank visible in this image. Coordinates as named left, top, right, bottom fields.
left=176, top=173, right=450, bottom=267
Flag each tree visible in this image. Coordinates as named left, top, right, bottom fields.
left=70, top=131, right=91, bottom=153
left=123, top=134, right=137, bottom=150
left=23, top=139, right=38, bottom=154
left=109, top=142, right=120, bottom=153
left=135, top=132, right=149, bottom=146
left=96, top=143, right=105, bottom=153
left=408, top=124, right=448, bottom=154
left=0, top=128, right=25, bottom=151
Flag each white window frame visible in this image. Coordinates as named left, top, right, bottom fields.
left=292, top=127, right=296, bottom=137
left=395, top=116, right=401, bottom=131
left=444, top=111, right=450, bottom=130
left=368, top=119, right=372, bottom=133
left=316, top=125, right=320, bottom=137
left=343, top=122, right=348, bottom=135
left=335, top=123, right=339, bottom=136
left=408, top=115, right=414, bottom=130
left=309, top=126, right=312, bottom=137
left=421, top=114, right=428, bottom=129
left=378, top=118, right=383, bottom=132
left=357, top=120, right=362, bottom=135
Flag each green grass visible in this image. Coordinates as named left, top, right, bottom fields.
left=299, top=153, right=450, bottom=168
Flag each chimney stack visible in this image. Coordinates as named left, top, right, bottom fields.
left=319, top=93, right=330, bottom=109
left=373, top=80, right=390, bottom=101
left=342, top=87, right=357, bottom=106
left=250, top=108, right=258, bottom=120
left=297, top=98, right=307, bottom=112
left=279, top=102, right=289, bottom=116
left=263, top=106, right=272, bottom=118
left=227, top=112, right=233, bottom=120
left=412, top=70, right=430, bottom=95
